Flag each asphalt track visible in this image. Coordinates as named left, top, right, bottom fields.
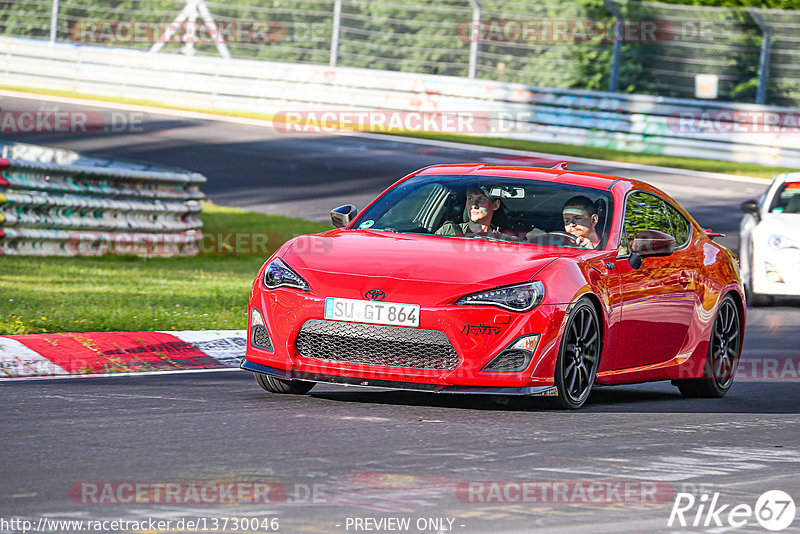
left=1, top=93, right=799, bottom=534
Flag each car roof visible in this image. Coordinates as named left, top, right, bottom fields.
left=415, top=163, right=648, bottom=194
left=776, top=172, right=800, bottom=184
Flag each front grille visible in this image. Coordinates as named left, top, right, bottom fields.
left=482, top=349, right=531, bottom=372
left=251, top=325, right=273, bottom=351
left=295, top=319, right=459, bottom=370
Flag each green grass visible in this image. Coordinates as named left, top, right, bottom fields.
left=3, top=85, right=795, bottom=180
left=0, top=203, right=330, bottom=335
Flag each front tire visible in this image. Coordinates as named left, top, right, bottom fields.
left=675, top=295, right=741, bottom=398
left=254, top=373, right=315, bottom=395
left=550, top=299, right=602, bottom=410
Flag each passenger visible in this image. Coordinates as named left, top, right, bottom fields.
left=436, top=186, right=502, bottom=236
left=562, top=195, right=601, bottom=249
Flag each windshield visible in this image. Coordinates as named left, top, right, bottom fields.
left=354, top=175, right=614, bottom=249
left=769, top=182, right=800, bottom=214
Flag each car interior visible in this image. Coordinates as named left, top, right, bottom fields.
left=367, top=178, right=613, bottom=249
left=773, top=184, right=800, bottom=213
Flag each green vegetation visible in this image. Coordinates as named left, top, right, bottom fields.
left=666, top=0, right=799, bottom=7
left=0, top=203, right=330, bottom=335
left=1, top=0, right=798, bottom=104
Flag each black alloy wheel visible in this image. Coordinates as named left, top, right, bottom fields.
left=551, top=299, right=602, bottom=410
left=675, top=295, right=741, bottom=398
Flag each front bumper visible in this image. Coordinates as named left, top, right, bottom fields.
left=241, top=359, right=559, bottom=396
left=245, top=287, right=568, bottom=389
left=752, top=247, right=800, bottom=296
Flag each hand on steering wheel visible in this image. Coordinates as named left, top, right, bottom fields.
left=547, top=231, right=579, bottom=244
left=550, top=232, right=597, bottom=248
left=470, top=231, right=521, bottom=242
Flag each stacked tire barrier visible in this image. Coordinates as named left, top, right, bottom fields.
left=1, top=37, right=799, bottom=168
left=0, top=142, right=205, bottom=256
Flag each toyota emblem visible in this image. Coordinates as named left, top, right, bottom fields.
left=365, top=289, right=386, bottom=301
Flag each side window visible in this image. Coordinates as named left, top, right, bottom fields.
left=664, top=201, right=691, bottom=248
left=618, top=192, right=671, bottom=256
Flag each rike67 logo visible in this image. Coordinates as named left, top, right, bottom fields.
left=669, top=490, right=796, bottom=531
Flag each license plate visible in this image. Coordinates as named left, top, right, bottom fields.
left=324, top=297, right=420, bottom=327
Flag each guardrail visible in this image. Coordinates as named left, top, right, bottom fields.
left=0, top=141, right=205, bottom=256
left=1, top=37, right=799, bottom=168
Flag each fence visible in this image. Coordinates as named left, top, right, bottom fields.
left=0, top=141, right=205, bottom=256
left=1, top=0, right=799, bottom=106
left=1, top=37, right=799, bottom=168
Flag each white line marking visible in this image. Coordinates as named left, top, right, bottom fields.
left=0, top=367, right=241, bottom=383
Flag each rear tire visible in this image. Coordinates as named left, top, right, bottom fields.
left=254, top=372, right=315, bottom=395
left=675, top=295, right=741, bottom=398
left=549, top=299, right=602, bottom=410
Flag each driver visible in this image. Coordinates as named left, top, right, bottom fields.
left=436, top=186, right=502, bottom=236
left=562, top=196, right=601, bottom=249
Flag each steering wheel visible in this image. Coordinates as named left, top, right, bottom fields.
left=470, top=231, right=521, bottom=243
left=526, top=231, right=579, bottom=246
left=548, top=231, right=579, bottom=243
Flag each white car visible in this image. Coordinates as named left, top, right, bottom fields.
left=739, top=172, right=800, bottom=306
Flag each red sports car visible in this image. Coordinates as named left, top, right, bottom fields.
left=241, top=164, right=745, bottom=409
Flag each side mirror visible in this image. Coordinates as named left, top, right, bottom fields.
left=331, top=204, right=358, bottom=228
left=629, top=230, right=676, bottom=269
left=739, top=199, right=761, bottom=221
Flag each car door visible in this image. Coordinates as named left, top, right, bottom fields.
left=611, top=191, right=698, bottom=370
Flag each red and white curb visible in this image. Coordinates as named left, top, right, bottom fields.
left=0, top=330, right=245, bottom=379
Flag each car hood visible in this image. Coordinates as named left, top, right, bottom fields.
left=282, top=230, right=580, bottom=305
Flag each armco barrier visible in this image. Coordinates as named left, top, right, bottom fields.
left=1, top=37, right=799, bottom=167
left=0, top=141, right=205, bottom=256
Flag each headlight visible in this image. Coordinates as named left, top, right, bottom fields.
left=456, top=281, right=545, bottom=312
left=263, top=258, right=310, bottom=291
left=768, top=234, right=799, bottom=250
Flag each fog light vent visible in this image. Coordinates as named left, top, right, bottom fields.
left=250, top=308, right=273, bottom=351
left=483, top=350, right=530, bottom=372
left=252, top=325, right=273, bottom=351
left=482, top=335, right=539, bottom=373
